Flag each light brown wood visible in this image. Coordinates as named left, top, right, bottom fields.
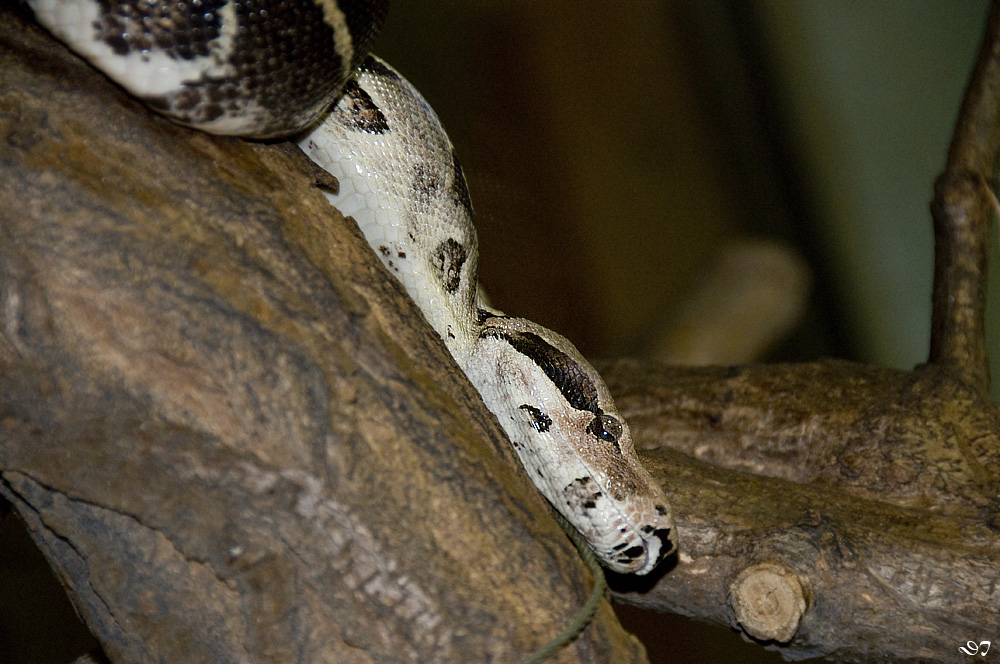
left=0, top=7, right=645, bottom=662
left=601, top=359, right=999, bottom=662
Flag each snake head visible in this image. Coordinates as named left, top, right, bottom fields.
left=469, top=313, right=677, bottom=575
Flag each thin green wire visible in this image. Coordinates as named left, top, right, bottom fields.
left=518, top=512, right=607, bottom=664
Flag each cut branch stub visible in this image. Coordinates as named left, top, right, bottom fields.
left=728, top=561, right=810, bottom=643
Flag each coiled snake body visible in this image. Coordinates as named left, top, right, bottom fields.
left=29, top=0, right=677, bottom=576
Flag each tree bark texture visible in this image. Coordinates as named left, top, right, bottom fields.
left=600, top=360, right=1000, bottom=662
left=0, top=7, right=645, bottom=663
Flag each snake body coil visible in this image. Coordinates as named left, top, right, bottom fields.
left=29, top=0, right=677, bottom=576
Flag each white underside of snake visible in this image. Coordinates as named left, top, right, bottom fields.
left=29, top=0, right=677, bottom=576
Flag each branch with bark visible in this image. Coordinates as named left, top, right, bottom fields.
left=0, top=8, right=643, bottom=663
left=1, top=2, right=999, bottom=664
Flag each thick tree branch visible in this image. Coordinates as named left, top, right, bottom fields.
left=928, top=0, right=1000, bottom=394
left=0, top=8, right=645, bottom=663
left=599, top=360, right=999, bottom=662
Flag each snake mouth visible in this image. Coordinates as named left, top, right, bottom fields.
left=604, top=519, right=675, bottom=575
left=564, top=482, right=675, bottom=575
left=640, top=522, right=677, bottom=572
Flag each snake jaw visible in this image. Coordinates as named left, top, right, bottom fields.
left=578, top=425, right=678, bottom=575
left=557, top=435, right=678, bottom=575
left=561, top=472, right=676, bottom=575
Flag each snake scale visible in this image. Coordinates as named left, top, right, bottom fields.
left=27, top=0, right=677, bottom=579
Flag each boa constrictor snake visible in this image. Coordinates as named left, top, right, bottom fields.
left=28, top=0, right=677, bottom=580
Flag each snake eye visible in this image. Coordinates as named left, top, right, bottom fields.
left=587, top=414, right=622, bottom=450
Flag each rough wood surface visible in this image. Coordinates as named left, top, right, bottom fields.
left=600, top=360, right=1000, bottom=662
left=0, top=7, right=646, bottom=663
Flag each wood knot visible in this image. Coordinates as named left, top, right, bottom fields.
left=728, top=561, right=809, bottom=643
